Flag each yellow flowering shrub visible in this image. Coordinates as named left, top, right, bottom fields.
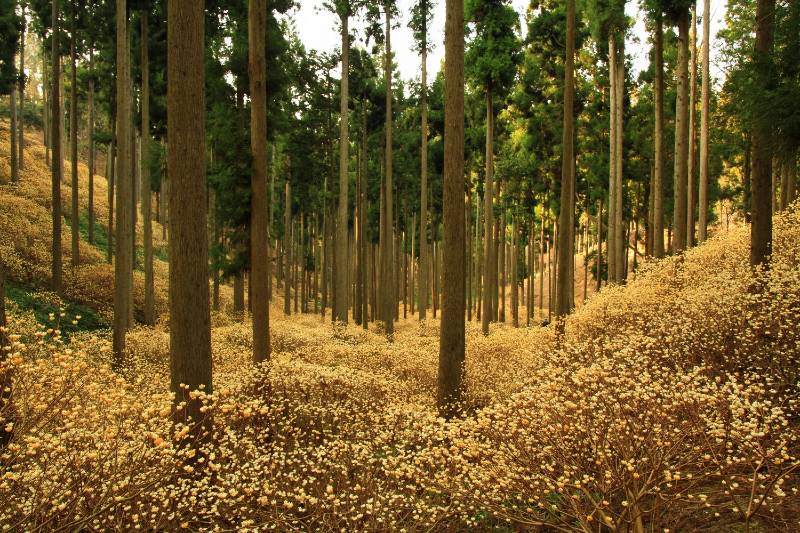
left=1, top=120, right=799, bottom=530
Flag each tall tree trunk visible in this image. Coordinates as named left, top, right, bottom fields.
left=438, top=0, right=467, bottom=419
left=141, top=8, right=155, bottom=326
left=88, top=48, right=95, bottom=245
left=672, top=10, right=690, bottom=254
left=607, top=33, right=617, bottom=283
left=687, top=3, right=697, bottom=248
left=499, top=206, right=506, bottom=322
left=107, top=119, right=115, bottom=263
left=419, top=42, right=429, bottom=321
left=335, top=12, right=350, bottom=323
left=511, top=216, right=518, bottom=327
left=70, top=4, right=79, bottom=267
left=614, top=37, right=625, bottom=282
left=698, top=0, right=710, bottom=241
left=17, top=9, right=25, bottom=171
left=653, top=16, right=665, bottom=257
left=167, top=0, right=213, bottom=440
left=43, top=43, right=50, bottom=167
left=250, top=0, right=270, bottom=362
left=284, top=180, right=292, bottom=315
left=596, top=198, right=602, bottom=291
left=360, top=103, right=368, bottom=329
left=381, top=8, right=395, bottom=337
left=481, top=86, right=494, bottom=335
left=11, top=82, right=18, bottom=183
left=51, top=0, right=63, bottom=293
left=113, top=0, right=133, bottom=365
left=556, top=0, right=576, bottom=319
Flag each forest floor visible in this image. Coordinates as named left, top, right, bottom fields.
left=1, top=121, right=800, bottom=531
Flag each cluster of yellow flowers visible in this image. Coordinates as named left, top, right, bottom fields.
left=2, top=123, right=799, bottom=530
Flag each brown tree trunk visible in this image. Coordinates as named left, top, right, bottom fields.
left=481, top=87, right=494, bottom=335
left=11, top=83, right=18, bottom=184
left=250, top=0, right=270, bottom=362
left=17, top=10, right=25, bottom=171
left=750, top=0, right=775, bottom=267
left=88, top=48, right=95, bottom=245
left=419, top=44, right=429, bottom=321
left=334, top=12, right=350, bottom=323
left=51, top=0, right=63, bottom=293
left=687, top=3, right=697, bottom=248
left=142, top=8, right=155, bottom=326
left=167, top=0, right=213, bottom=438
left=614, top=37, right=624, bottom=282
left=556, top=0, right=576, bottom=320
left=438, top=0, right=466, bottom=417
left=107, top=118, right=115, bottom=264
left=653, top=17, right=665, bottom=257
left=381, top=8, right=395, bottom=337
left=284, top=181, right=292, bottom=315
left=607, top=33, right=617, bottom=284
left=70, top=5, right=79, bottom=267
left=673, top=10, right=690, bottom=254
left=113, top=0, right=133, bottom=365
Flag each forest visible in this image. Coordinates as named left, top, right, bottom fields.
left=0, top=0, right=799, bottom=530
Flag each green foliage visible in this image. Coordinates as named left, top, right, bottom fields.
left=0, top=0, right=21, bottom=95
left=465, top=0, right=521, bottom=97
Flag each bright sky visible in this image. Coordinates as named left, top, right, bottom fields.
left=289, top=0, right=729, bottom=89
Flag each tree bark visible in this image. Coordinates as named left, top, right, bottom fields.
left=687, top=3, right=697, bottom=248
left=419, top=41, right=429, bottom=321
left=334, top=12, right=350, bottom=323
left=284, top=180, right=292, bottom=315
left=607, top=33, right=617, bottom=283
left=51, top=0, right=63, bottom=293
left=653, top=16, right=665, bottom=257
left=167, top=0, right=213, bottom=438
left=70, top=3, right=79, bottom=267
left=17, top=10, right=25, bottom=171
left=614, top=37, right=624, bottom=282
left=750, top=0, right=775, bottom=268
left=113, top=0, right=133, bottom=365
left=481, top=87, right=494, bottom=335
left=381, top=8, right=395, bottom=337
left=107, top=118, right=115, bottom=263
left=88, top=49, right=95, bottom=245
left=141, top=8, right=155, bottom=326
left=249, top=0, right=270, bottom=362
left=672, top=10, right=690, bottom=254
left=438, top=0, right=466, bottom=418
left=556, top=0, right=576, bottom=319
left=11, top=83, right=18, bottom=184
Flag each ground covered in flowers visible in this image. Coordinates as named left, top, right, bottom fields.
left=2, top=124, right=800, bottom=531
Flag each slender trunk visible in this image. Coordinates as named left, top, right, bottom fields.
left=381, top=9, right=394, bottom=336
left=113, top=0, right=133, bottom=363
left=51, top=0, right=63, bottom=293
left=511, top=216, right=518, bottom=327
left=140, top=9, right=156, bottom=325
left=653, top=16, right=665, bottom=257
left=596, top=198, right=602, bottom=291
left=499, top=206, right=506, bottom=322
left=107, top=120, right=115, bottom=264
left=687, top=3, right=697, bottom=248
left=614, top=37, right=625, bottom=282
left=419, top=44, right=429, bottom=321
left=334, top=13, right=350, bottom=323
left=583, top=205, right=589, bottom=302
left=437, top=0, right=466, bottom=416
left=11, top=83, right=18, bottom=184
left=607, top=33, right=617, bottom=284
left=284, top=181, right=292, bottom=315
left=250, top=0, right=270, bottom=361
left=672, top=10, right=690, bottom=254
left=481, top=88, right=495, bottom=334
left=539, top=220, right=545, bottom=317
left=43, top=43, right=50, bottom=167
left=556, top=0, right=576, bottom=319
left=88, top=50, right=95, bottom=245
left=17, top=11, right=25, bottom=171
left=360, top=104, right=368, bottom=329
left=70, top=6, right=79, bottom=266
left=167, top=0, right=213, bottom=439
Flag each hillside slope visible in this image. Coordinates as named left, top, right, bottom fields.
left=0, top=119, right=170, bottom=321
